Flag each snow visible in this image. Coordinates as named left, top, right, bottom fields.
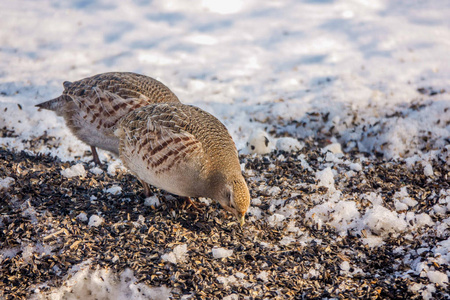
left=0, top=248, right=20, bottom=263
left=212, top=247, right=233, bottom=259
left=33, top=264, right=171, bottom=300
left=349, top=163, right=362, bottom=172
left=223, top=295, right=239, bottom=300
left=266, top=186, right=281, bottom=196
left=279, top=236, right=295, bottom=246
left=276, top=137, right=304, bottom=152
left=427, top=271, right=449, bottom=287
left=60, top=163, right=86, bottom=178
left=144, top=195, right=161, bottom=208
left=88, top=215, right=104, bottom=227
left=361, top=205, right=407, bottom=235
left=90, top=167, right=103, bottom=175
left=76, top=212, right=88, bottom=222
left=267, top=213, right=286, bottom=227
left=256, top=271, right=269, bottom=282
left=244, top=130, right=273, bottom=155
left=162, top=244, right=188, bottom=264
left=423, top=163, right=434, bottom=177
left=107, top=159, right=127, bottom=176
left=104, top=185, right=122, bottom=195
left=315, top=167, right=335, bottom=192
left=0, top=176, right=15, bottom=190
left=217, top=275, right=237, bottom=287
left=323, top=143, right=343, bottom=155
left=1, top=0, right=450, bottom=297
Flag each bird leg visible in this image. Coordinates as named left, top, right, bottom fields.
left=139, top=179, right=152, bottom=198
left=90, top=146, right=102, bottom=166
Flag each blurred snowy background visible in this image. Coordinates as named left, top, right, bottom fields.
left=1, top=0, right=449, bottom=160
left=1, top=0, right=449, bottom=299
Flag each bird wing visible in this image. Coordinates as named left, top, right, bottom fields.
left=62, top=72, right=180, bottom=132
left=117, top=105, right=207, bottom=175
left=64, top=72, right=179, bottom=105
left=66, top=86, right=150, bottom=131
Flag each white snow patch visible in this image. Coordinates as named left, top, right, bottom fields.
left=0, top=248, right=20, bottom=262
left=427, top=270, right=448, bottom=287
left=267, top=213, right=286, bottom=227
left=88, top=215, right=104, bottom=227
left=349, top=163, right=362, bottom=172
left=107, top=160, right=126, bottom=176
left=245, top=130, right=273, bottom=154
left=423, top=162, right=434, bottom=176
left=256, top=271, right=269, bottom=282
left=37, top=264, right=171, bottom=300
left=361, top=236, right=385, bottom=247
left=360, top=205, right=407, bottom=235
left=60, top=164, right=86, bottom=178
left=267, top=186, right=281, bottom=196
left=340, top=261, right=350, bottom=273
left=144, top=195, right=161, bottom=207
left=89, top=167, right=103, bottom=175
left=212, top=247, right=233, bottom=259
left=306, top=198, right=361, bottom=235
left=162, top=244, right=188, bottom=265
left=323, top=143, right=343, bottom=154
left=217, top=275, right=237, bottom=287
left=104, top=185, right=122, bottom=195
left=315, top=167, right=335, bottom=193
left=76, top=212, right=88, bottom=222
left=422, top=284, right=436, bottom=300
left=279, top=236, right=296, bottom=246
left=394, top=187, right=418, bottom=208
left=202, top=0, right=244, bottom=14
left=223, top=295, right=239, bottom=300
left=0, top=177, right=15, bottom=190
left=275, top=137, right=304, bottom=152
left=247, top=206, right=262, bottom=219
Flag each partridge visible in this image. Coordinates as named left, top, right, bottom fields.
left=36, top=72, right=180, bottom=164
left=115, top=103, right=250, bottom=225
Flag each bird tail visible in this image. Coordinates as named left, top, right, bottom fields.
left=35, top=95, right=71, bottom=114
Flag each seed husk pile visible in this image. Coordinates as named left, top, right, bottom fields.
left=0, top=134, right=449, bottom=299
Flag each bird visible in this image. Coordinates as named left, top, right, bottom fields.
left=114, top=103, right=250, bottom=225
left=35, top=72, right=181, bottom=165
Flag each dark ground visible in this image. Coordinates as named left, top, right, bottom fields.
left=0, top=136, right=449, bottom=299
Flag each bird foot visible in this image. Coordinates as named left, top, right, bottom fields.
left=180, top=197, right=205, bottom=212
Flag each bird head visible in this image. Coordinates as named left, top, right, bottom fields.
left=215, top=175, right=250, bottom=226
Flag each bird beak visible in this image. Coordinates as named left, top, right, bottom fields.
left=237, top=214, right=245, bottom=226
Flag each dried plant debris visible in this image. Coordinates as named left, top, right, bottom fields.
left=1, top=137, right=449, bottom=299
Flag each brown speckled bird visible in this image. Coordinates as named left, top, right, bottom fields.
left=115, top=103, right=250, bottom=225
left=35, top=72, right=180, bottom=165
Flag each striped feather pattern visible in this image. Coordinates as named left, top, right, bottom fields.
left=115, top=103, right=245, bottom=201
left=36, top=72, right=180, bottom=155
